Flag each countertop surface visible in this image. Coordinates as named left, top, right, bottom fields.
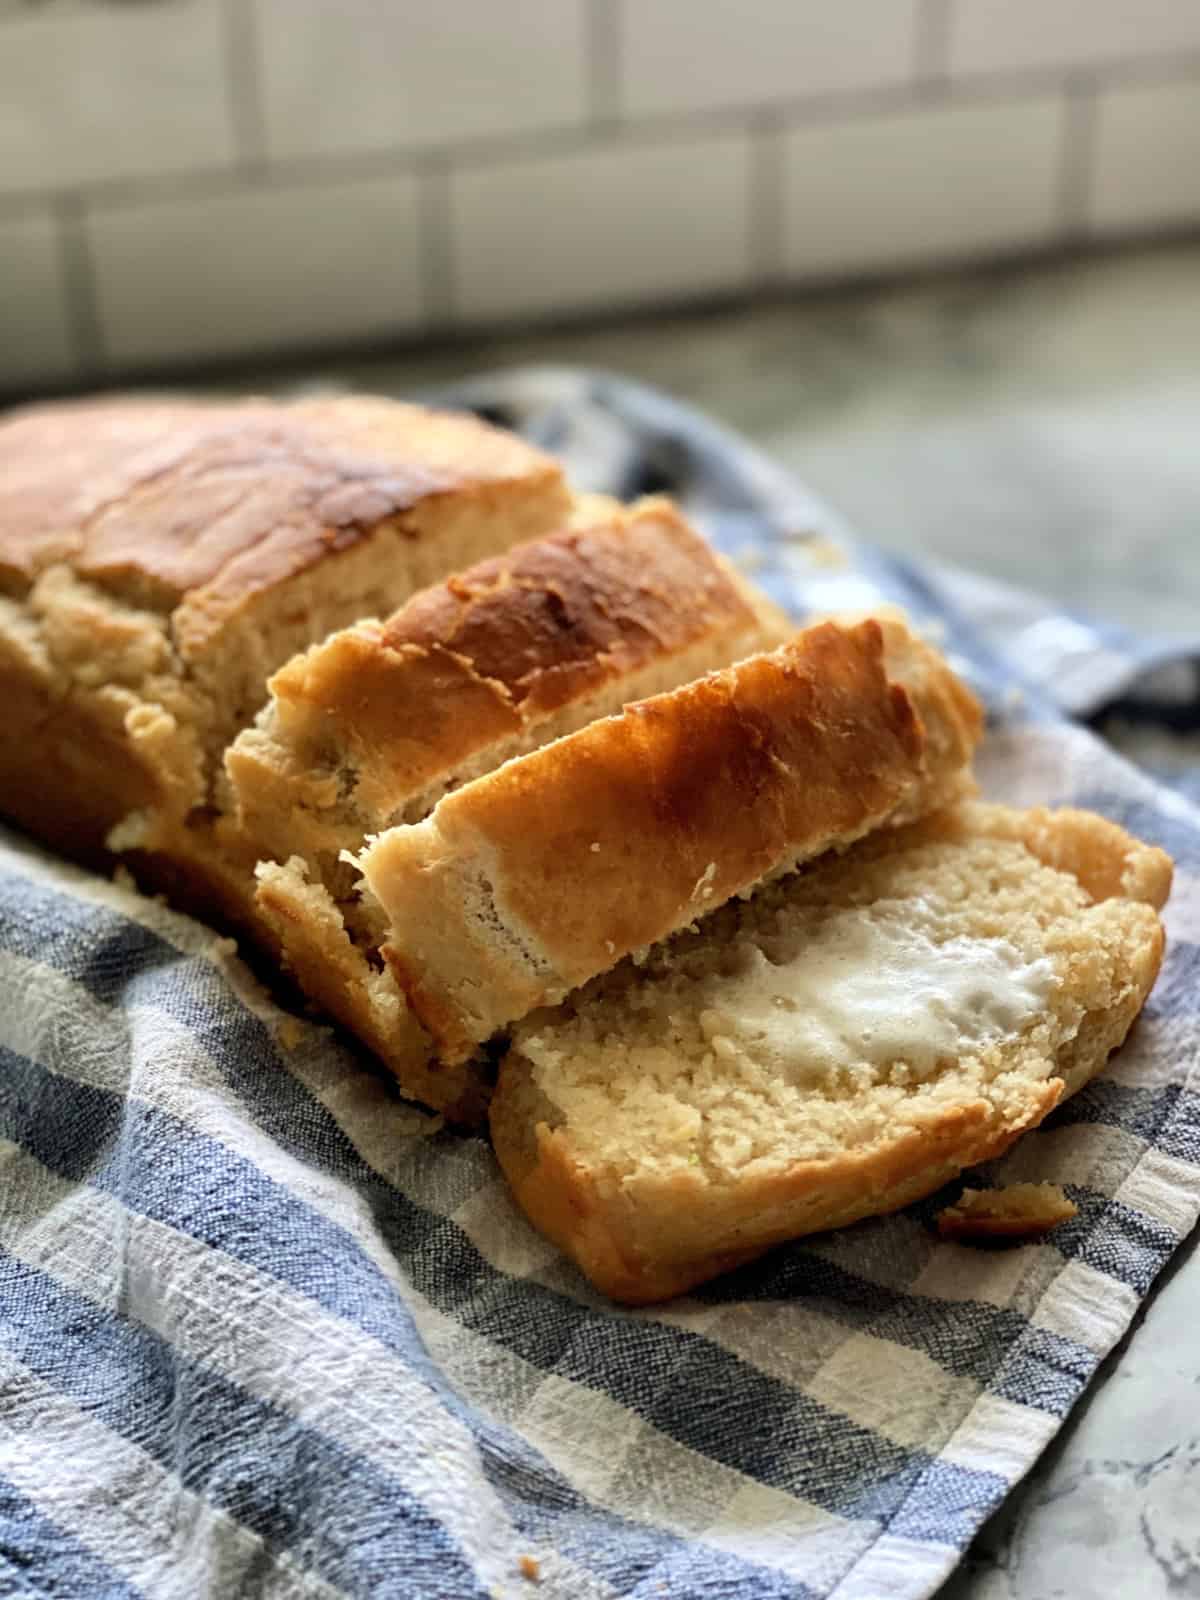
left=254, top=241, right=1200, bottom=1598
left=317, top=240, right=1200, bottom=642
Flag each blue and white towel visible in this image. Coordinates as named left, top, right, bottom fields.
left=1, top=371, right=1197, bottom=1600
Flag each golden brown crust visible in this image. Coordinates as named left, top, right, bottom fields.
left=380, top=496, right=764, bottom=714
left=935, top=1183, right=1079, bottom=1242
left=0, top=397, right=236, bottom=596
left=1, top=394, right=562, bottom=612
left=872, top=617, right=984, bottom=820
left=228, top=498, right=779, bottom=852
left=0, top=392, right=568, bottom=891
left=962, top=802, right=1173, bottom=910
left=365, top=618, right=981, bottom=1063
left=489, top=804, right=1168, bottom=1304
left=493, top=1074, right=1058, bottom=1304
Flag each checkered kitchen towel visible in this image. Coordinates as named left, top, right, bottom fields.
left=1, top=371, right=1197, bottom=1600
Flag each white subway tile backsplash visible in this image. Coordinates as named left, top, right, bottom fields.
left=0, top=2, right=234, bottom=196
left=0, top=0, right=1194, bottom=380
left=1091, top=78, right=1200, bottom=234
left=256, top=0, right=587, bottom=161
left=87, top=175, right=425, bottom=368
left=619, top=0, right=920, bottom=119
left=781, top=96, right=1066, bottom=280
left=449, top=134, right=753, bottom=324
left=0, top=211, right=76, bottom=388
left=950, top=0, right=1200, bottom=79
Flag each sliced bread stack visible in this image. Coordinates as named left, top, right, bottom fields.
left=228, top=495, right=794, bottom=1115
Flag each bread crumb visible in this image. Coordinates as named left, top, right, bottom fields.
left=106, top=809, right=152, bottom=852
left=518, top=1555, right=540, bottom=1582
left=590, top=842, right=601, bottom=853
left=276, top=1017, right=306, bottom=1052
left=936, top=1182, right=1077, bottom=1243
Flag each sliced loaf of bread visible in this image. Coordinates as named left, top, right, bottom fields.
left=0, top=393, right=569, bottom=881
left=357, top=617, right=983, bottom=1066
left=490, top=803, right=1171, bottom=1302
left=240, top=500, right=790, bottom=1118
left=227, top=497, right=786, bottom=890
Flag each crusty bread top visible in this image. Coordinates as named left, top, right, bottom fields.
left=0, top=394, right=565, bottom=636
left=378, top=495, right=767, bottom=715
left=0, top=397, right=220, bottom=596
left=239, top=498, right=780, bottom=836
left=360, top=617, right=983, bottom=1062
left=492, top=802, right=1169, bottom=1301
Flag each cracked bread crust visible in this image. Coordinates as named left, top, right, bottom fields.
left=226, top=497, right=788, bottom=879
left=490, top=803, right=1171, bottom=1303
left=360, top=617, right=983, bottom=1065
left=0, top=394, right=569, bottom=866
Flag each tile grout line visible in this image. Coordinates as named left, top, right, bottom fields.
left=9, top=233, right=1200, bottom=408
left=53, top=193, right=106, bottom=377
left=222, top=0, right=268, bottom=171
left=912, top=0, right=954, bottom=95
left=0, top=48, right=1198, bottom=223
left=586, top=0, right=621, bottom=127
left=1058, top=74, right=1099, bottom=240
left=749, top=114, right=785, bottom=290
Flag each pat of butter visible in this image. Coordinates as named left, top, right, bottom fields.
left=695, top=912, right=1058, bottom=1084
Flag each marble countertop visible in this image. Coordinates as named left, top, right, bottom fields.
left=253, top=240, right=1200, bottom=1598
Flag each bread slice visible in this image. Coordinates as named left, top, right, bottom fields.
left=358, top=617, right=983, bottom=1065
left=226, top=497, right=787, bottom=896
left=0, top=394, right=569, bottom=895
left=241, top=501, right=789, bottom=1119
left=490, top=803, right=1171, bottom=1303
left=935, top=1182, right=1078, bottom=1242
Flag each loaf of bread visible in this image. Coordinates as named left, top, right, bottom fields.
left=357, top=616, right=984, bottom=1065
left=490, top=803, right=1171, bottom=1302
left=241, top=500, right=789, bottom=1118
left=0, top=394, right=570, bottom=921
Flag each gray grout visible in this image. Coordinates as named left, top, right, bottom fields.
left=8, top=230, right=1200, bottom=406
left=1058, top=75, right=1099, bottom=238
left=53, top=193, right=105, bottom=376
left=586, top=0, right=621, bottom=126
left=417, top=158, right=456, bottom=328
left=913, top=0, right=954, bottom=93
left=749, top=115, right=785, bottom=288
left=0, top=49, right=1198, bottom=223
left=222, top=0, right=268, bottom=171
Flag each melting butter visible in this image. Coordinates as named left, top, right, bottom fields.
left=695, top=912, right=1058, bottom=1085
